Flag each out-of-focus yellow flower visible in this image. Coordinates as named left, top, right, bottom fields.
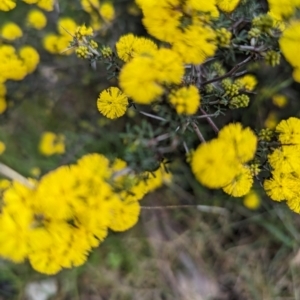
left=120, top=48, right=184, bottom=104
left=279, top=20, right=300, bottom=82
left=0, top=141, right=5, bottom=155
left=116, top=34, right=157, bottom=62
left=100, top=2, right=115, bottom=21
left=57, top=18, right=77, bottom=36
left=22, top=0, right=39, bottom=3
left=168, top=85, right=200, bottom=115
left=38, top=132, right=65, bottom=156
left=216, top=0, right=241, bottom=12
left=1, top=22, right=23, bottom=40
left=26, top=9, right=47, bottom=30
left=19, top=46, right=40, bottom=74
left=80, top=0, right=100, bottom=13
left=0, top=179, right=10, bottom=190
left=30, top=167, right=41, bottom=177
left=108, top=199, right=140, bottom=231
left=264, top=112, right=278, bottom=129
left=37, top=0, right=55, bottom=11
left=0, top=0, right=16, bottom=11
left=222, top=165, right=253, bottom=197
left=235, top=75, right=257, bottom=91
left=243, top=190, right=261, bottom=210
left=272, top=94, right=288, bottom=107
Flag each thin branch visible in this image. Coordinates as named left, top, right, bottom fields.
left=201, top=55, right=253, bottom=86
left=0, top=163, right=34, bottom=188
left=200, top=108, right=219, bottom=133
left=141, top=204, right=228, bottom=216
left=139, top=111, right=167, bottom=122
left=194, top=113, right=217, bottom=119
left=191, top=122, right=206, bottom=143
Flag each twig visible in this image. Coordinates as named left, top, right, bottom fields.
left=200, top=108, right=219, bottom=133
left=194, top=113, right=217, bottom=119
left=191, top=122, right=206, bottom=143
left=141, top=204, right=228, bottom=216
left=201, top=55, right=253, bottom=86
left=139, top=110, right=167, bottom=122
left=0, top=163, right=34, bottom=188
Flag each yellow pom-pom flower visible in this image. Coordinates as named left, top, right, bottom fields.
left=108, top=199, right=141, bottom=232
left=1, top=22, right=23, bottom=40
left=235, top=75, right=257, bottom=92
left=243, top=190, right=261, bottom=210
left=26, top=9, right=47, bottom=30
left=19, top=46, right=40, bottom=74
left=116, top=34, right=158, bottom=62
left=100, top=2, right=115, bottom=21
left=218, top=123, right=257, bottom=163
left=275, top=117, right=300, bottom=145
left=222, top=165, right=253, bottom=197
left=168, top=85, right=200, bottom=115
left=0, top=0, right=16, bottom=11
left=120, top=48, right=184, bottom=104
left=38, top=132, right=65, bottom=156
left=216, top=0, right=241, bottom=13
left=36, top=0, right=55, bottom=11
left=97, top=87, right=128, bottom=119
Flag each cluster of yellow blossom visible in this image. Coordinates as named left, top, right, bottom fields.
left=119, top=48, right=184, bottom=104
left=0, top=45, right=39, bottom=114
left=38, top=132, right=66, bottom=156
left=0, top=0, right=55, bottom=11
left=80, top=0, right=115, bottom=30
left=264, top=117, right=300, bottom=213
left=0, top=153, right=172, bottom=274
left=43, top=18, right=78, bottom=55
left=135, top=0, right=219, bottom=64
left=191, top=123, right=257, bottom=197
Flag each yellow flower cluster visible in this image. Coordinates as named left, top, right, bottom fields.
left=38, top=132, right=65, bottom=156
left=80, top=0, right=115, bottom=30
left=264, top=117, right=300, bottom=213
left=119, top=48, right=184, bottom=104
left=0, top=45, right=39, bottom=82
left=0, top=153, right=171, bottom=274
left=191, top=123, right=257, bottom=197
left=43, top=18, right=78, bottom=55
left=135, top=0, right=217, bottom=64
left=0, top=43, right=39, bottom=113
